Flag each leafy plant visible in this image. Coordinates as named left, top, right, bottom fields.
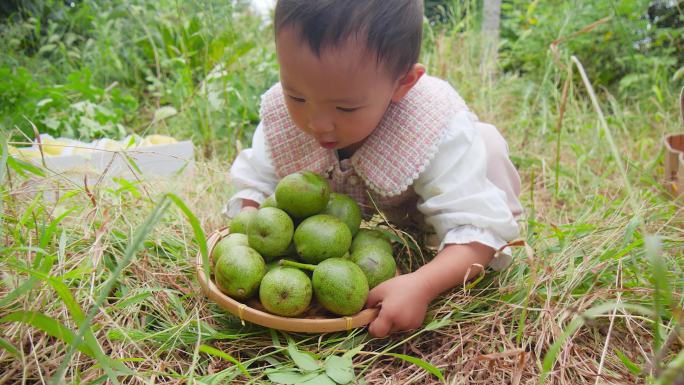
left=0, top=0, right=276, bottom=158
left=264, top=338, right=359, bottom=385
left=499, top=0, right=683, bottom=96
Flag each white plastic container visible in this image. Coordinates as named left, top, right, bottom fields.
left=18, top=134, right=194, bottom=184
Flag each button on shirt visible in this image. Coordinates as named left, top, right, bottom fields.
left=347, top=175, right=360, bottom=186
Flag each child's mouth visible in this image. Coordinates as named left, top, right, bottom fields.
left=319, top=141, right=338, bottom=149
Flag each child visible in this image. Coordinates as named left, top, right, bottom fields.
left=225, top=0, right=522, bottom=338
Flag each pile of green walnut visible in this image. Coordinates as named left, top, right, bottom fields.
left=212, top=171, right=397, bottom=317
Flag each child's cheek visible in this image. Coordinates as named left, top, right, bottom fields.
left=285, top=104, right=308, bottom=134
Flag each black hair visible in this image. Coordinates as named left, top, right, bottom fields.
left=274, top=0, right=424, bottom=79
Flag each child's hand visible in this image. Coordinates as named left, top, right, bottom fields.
left=365, top=272, right=433, bottom=338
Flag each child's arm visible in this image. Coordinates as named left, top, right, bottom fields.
left=365, top=111, right=520, bottom=338
left=225, top=123, right=278, bottom=216
left=366, top=242, right=493, bottom=337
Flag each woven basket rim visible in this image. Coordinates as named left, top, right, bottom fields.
left=196, top=227, right=386, bottom=333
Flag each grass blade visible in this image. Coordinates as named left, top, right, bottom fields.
left=0, top=136, right=6, bottom=240
left=0, top=134, right=7, bottom=185
left=654, top=348, right=684, bottom=385
left=111, top=289, right=158, bottom=310
left=0, top=337, right=20, bottom=357
left=6, top=260, right=85, bottom=321
left=199, top=344, right=250, bottom=378
left=570, top=56, right=638, bottom=215
left=385, top=353, right=445, bottom=383
left=5, top=261, right=130, bottom=374
left=6, top=156, right=45, bottom=177
left=39, top=207, right=78, bottom=249
left=540, top=317, right=584, bottom=383
left=0, top=252, right=54, bottom=308
left=49, top=198, right=173, bottom=384
left=0, top=311, right=94, bottom=357
left=165, top=193, right=209, bottom=277
left=645, top=235, right=671, bottom=352
left=424, top=311, right=453, bottom=331
left=540, top=302, right=655, bottom=383
left=50, top=193, right=207, bottom=383
left=28, top=266, right=114, bottom=364
left=614, top=349, right=641, bottom=375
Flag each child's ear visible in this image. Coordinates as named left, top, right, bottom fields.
left=390, top=64, right=426, bottom=102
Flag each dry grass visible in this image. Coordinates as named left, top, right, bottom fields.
left=1, top=23, right=684, bottom=385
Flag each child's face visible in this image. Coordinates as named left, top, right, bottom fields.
left=276, top=27, right=415, bottom=152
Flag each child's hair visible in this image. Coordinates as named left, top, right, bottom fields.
left=274, top=0, right=424, bottom=79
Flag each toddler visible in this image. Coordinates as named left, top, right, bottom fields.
left=225, top=0, right=522, bottom=338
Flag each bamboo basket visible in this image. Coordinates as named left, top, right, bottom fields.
left=663, top=87, right=684, bottom=197
left=196, top=227, right=390, bottom=333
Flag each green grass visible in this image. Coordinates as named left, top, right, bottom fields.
left=1, top=1, right=684, bottom=384
left=1, top=0, right=277, bottom=159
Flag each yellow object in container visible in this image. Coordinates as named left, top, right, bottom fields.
left=97, top=139, right=123, bottom=152
left=13, top=147, right=41, bottom=159
left=39, top=137, right=68, bottom=156
left=142, top=135, right=177, bottom=146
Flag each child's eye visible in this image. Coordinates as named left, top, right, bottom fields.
left=336, top=106, right=358, bottom=112
left=288, top=95, right=305, bottom=103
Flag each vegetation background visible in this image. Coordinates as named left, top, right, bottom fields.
left=1, top=0, right=683, bottom=384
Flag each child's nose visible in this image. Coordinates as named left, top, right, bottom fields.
left=307, top=113, right=334, bottom=134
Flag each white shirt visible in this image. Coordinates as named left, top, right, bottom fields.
left=225, top=110, right=521, bottom=268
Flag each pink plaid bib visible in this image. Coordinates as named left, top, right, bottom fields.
left=261, top=75, right=469, bottom=218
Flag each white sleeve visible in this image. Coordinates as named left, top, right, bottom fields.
left=414, top=111, right=520, bottom=264
left=223, top=123, right=279, bottom=218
